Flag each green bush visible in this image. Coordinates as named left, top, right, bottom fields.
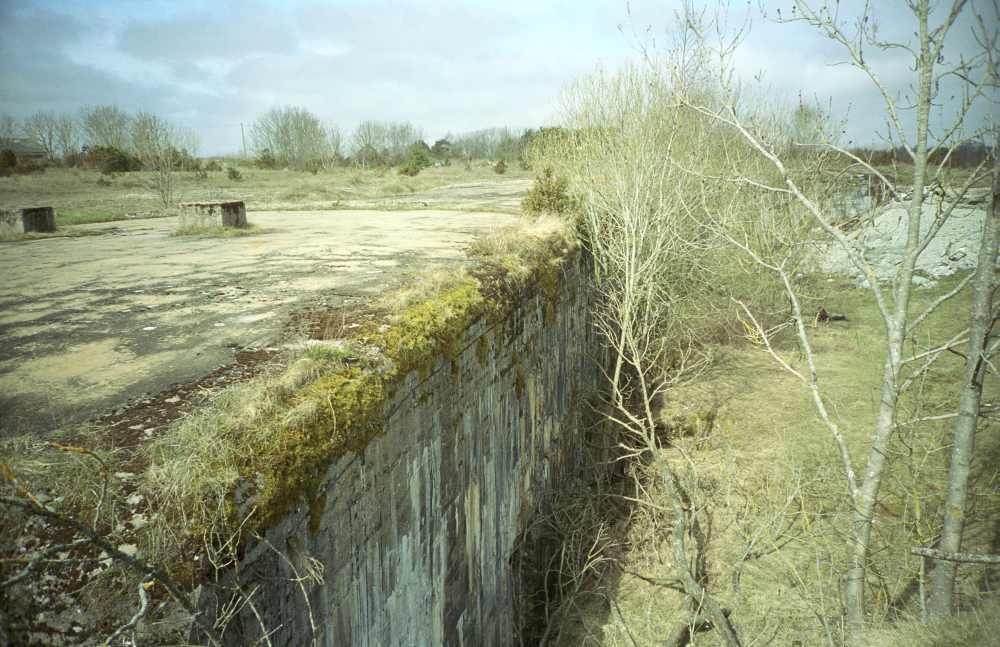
left=204, top=159, right=223, bottom=172
left=521, top=168, right=576, bottom=217
left=398, top=141, right=433, bottom=177
left=227, top=167, right=243, bottom=181
left=494, top=158, right=507, bottom=175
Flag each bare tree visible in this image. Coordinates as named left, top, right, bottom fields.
left=132, top=112, right=193, bottom=207
left=326, top=124, right=343, bottom=167
left=81, top=105, right=132, bottom=151
left=350, top=120, right=390, bottom=167
left=250, top=106, right=332, bottom=169
left=53, top=113, right=81, bottom=161
left=538, top=61, right=764, bottom=646
left=0, top=114, right=19, bottom=144
left=22, top=111, right=59, bottom=159
left=669, top=1, right=996, bottom=640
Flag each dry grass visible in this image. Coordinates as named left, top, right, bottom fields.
left=140, top=346, right=355, bottom=561
left=588, top=272, right=1000, bottom=646
left=0, top=164, right=534, bottom=225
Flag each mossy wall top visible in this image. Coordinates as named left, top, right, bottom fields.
left=195, top=250, right=598, bottom=647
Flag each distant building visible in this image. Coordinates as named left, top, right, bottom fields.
left=0, top=137, right=46, bottom=160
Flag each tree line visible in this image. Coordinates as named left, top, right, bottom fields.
left=1, top=103, right=563, bottom=174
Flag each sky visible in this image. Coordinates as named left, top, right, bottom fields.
left=0, top=0, right=993, bottom=155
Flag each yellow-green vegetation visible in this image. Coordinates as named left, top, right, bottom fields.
left=0, top=164, right=534, bottom=224
left=170, top=222, right=266, bottom=237
left=583, top=273, right=1000, bottom=646
left=135, top=216, right=577, bottom=560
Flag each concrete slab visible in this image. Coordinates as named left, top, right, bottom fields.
left=0, top=209, right=518, bottom=436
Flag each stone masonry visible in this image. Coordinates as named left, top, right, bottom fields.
left=195, top=252, right=598, bottom=646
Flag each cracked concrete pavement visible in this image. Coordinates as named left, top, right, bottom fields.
left=0, top=209, right=518, bottom=436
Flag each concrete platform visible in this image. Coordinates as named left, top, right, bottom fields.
left=0, top=209, right=518, bottom=436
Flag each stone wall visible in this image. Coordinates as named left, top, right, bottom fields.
left=198, top=252, right=598, bottom=646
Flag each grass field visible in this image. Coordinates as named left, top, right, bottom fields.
left=0, top=162, right=534, bottom=226
left=567, top=273, right=1000, bottom=646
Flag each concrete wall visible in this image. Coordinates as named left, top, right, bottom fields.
left=200, top=252, right=598, bottom=646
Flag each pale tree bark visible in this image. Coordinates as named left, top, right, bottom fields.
left=927, top=161, right=999, bottom=615
left=672, top=0, right=992, bottom=641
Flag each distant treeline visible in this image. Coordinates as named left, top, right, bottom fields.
left=0, top=106, right=200, bottom=176
left=849, top=141, right=990, bottom=168
left=0, top=105, right=566, bottom=176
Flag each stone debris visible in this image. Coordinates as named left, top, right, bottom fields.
left=814, top=194, right=987, bottom=288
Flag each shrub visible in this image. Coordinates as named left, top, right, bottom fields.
left=398, top=141, right=432, bottom=176
left=227, top=166, right=243, bottom=181
left=96, top=176, right=112, bottom=187
left=255, top=148, right=277, bottom=169
left=13, top=160, right=46, bottom=175
left=398, top=161, right=421, bottom=177
left=204, top=159, right=223, bottom=172
left=494, top=158, right=507, bottom=175
left=84, top=146, right=141, bottom=174
left=0, top=149, right=17, bottom=170
left=521, top=168, right=576, bottom=217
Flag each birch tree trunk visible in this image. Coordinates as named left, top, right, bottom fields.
left=927, top=163, right=999, bottom=616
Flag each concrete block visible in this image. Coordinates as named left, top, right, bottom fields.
left=180, top=200, right=248, bottom=229
left=0, top=206, right=56, bottom=233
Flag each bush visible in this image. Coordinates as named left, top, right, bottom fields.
left=398, top=161, right=422, bottom=177
left=255, top=148, right=277, bottom=169
left=204, top=159, right=223, bottom=172
left=13, top=159, right=46, bottom=175
left=96, top=176, right=112, bottom=187
left=398, top=141, right=433, bottom=176
left=84, top=146, right=141, bottom=174
left=521, top=168, right=576, bottom=217
left=227, top=167, right=243, bottom=181
left=0, top=149, right=17, bottom=171
left=494, top=159, right=507, bottom=175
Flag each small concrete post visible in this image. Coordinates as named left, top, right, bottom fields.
left=0, top=207, right=56, bottom=233
left=179, top=200, right=248, bottom=229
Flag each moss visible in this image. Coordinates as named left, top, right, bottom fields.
left=236, top=235, right=581, bottom=531
left=374, top=281, right=484, bottom=374
left=249, top=366, right=386, bottom=528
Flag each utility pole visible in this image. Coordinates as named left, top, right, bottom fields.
left=240, top=122, right=247, bottom=159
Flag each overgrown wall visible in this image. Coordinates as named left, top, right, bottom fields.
left=198, top=252, right=598, bottom=646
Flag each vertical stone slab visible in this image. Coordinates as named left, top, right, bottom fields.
left=196, top=252, right=598, bottom=646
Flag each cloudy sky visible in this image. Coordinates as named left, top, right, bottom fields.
left=0, top=0, right=992, bottom=154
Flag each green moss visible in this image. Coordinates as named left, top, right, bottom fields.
left=375, top=281, right=484, bottom=374
left=237, top=237, right=581, bottom=531
left=249, top=366, right=386, bottom=528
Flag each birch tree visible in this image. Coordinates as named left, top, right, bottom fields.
left=671, top=1, right=997, bottom=640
